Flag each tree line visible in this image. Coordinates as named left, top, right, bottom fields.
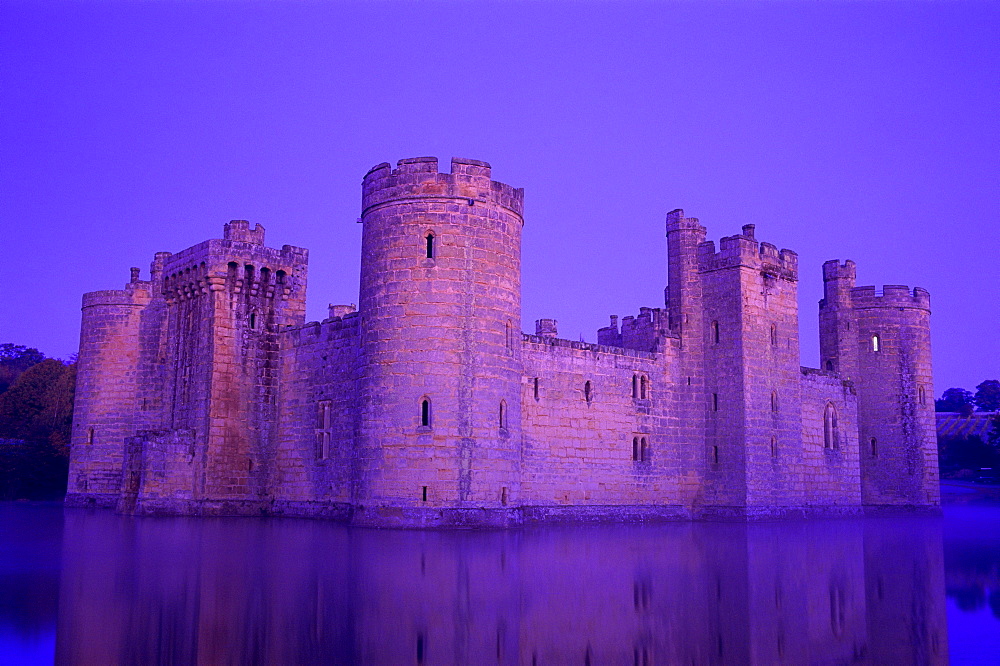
left=936, top=380, right=1000, bottom=480
left=0, top=344, right=75, bottom=499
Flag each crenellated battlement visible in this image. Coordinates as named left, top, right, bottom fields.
left=696, top=224, right=798, bottom=279
left=851, top=285, right=931, bottom=310
left=361, top=156, right=524, bottom=218
left=665, top=209, right=706, bottom=237
left=281, top=312, right=361, bottom=350
left=223, top=220, right=265, bottom=245
left=156, top=225, right=307, bottom=305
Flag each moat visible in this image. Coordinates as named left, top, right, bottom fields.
left=2, top=501, right=999, bottom=664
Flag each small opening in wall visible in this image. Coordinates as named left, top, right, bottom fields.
left=633, top=437, right=639, bottom=461
left=632, top=374, right=639, bottom=399
left=826, top=360, right=835, bottom=371
left=421, top=399, right=431, bottom=427
left=770, top=323, right=778, bottom=346
left=870, top=437, right=878, bottom=457
left=422, top=486, right=428, bottom=502
left=824, top=402, right=839, bottom=449
left=919, top=386, right=926, bottom=405
left=501, top=487, right=508, bottom=505
left=417, top=633, right=426, bottom=663
left=712, top=393, right=719, bottom=412
left=712, top=321, right=720, bottom=344
left=771, top=436, right=778, bottom=457
left=533, top=378, right=539, bottom=401
left=641, top=437, right=649, bottom=462
left=86, top=427, right=94, bottom=445
left=247, top=459, right=253, bottom=472
left=871, top=335, right=881, bottom=352
left=640, top=375, right=648, bottom=400
left=687, top=377, right=691, bottom=385
left=249, top=312, right=256, bottom=329
left=771, top=391, right=779, bottom=413
left=425, top=234, right=434, bottom=259
left=712, top=446, right=719, bottom=464
left=499, top=400, right=507, bottom=429
left=585, top=381, right=593, bottom=404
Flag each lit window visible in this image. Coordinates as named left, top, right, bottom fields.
left=871, top=335, right=881, bottom=352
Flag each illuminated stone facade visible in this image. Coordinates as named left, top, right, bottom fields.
left=66, top=157, right=940, bottom=525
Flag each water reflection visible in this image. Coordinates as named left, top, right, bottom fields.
left=48, top=511, right=951, bottom=665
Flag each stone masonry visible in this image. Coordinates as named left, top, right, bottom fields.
left=66, top=157, right=941, bottom=526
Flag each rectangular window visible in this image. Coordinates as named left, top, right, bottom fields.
left=315, top=400, right=333, bottom=460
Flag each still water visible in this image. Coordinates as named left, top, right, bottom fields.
left=1, top=503, right=998, bottom=665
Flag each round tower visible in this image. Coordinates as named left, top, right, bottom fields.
left=356, top=157, right=524, bottom=525
left=66, top=273, right=154, bottom=507
left=851, top=285, right=939, bottom=508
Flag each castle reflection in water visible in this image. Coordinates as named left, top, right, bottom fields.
left=54, top=511, right=947, bottom=664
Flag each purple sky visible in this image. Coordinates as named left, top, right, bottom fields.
left=2, top=1, right=997, bottom=394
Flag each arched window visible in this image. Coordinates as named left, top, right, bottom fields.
left=425, top=233, right=435, bottom=259
left=918, top=386, right=926, bottom=405
left=499, top=400, right=507, bottom=429
left=824, top=402, right=839, bottom=450
left=640, top=437, right=649, bottom=462
left=420, top=398, right=431, bottom=428
left=826, top=360, right=835, bottom=371
left=249, top=312, right=256, bottom=329
left=506, top=320, right=512, bottom=351
left=632, top=375, right=639, bottom=399
left=712, top=321, right=720, bottom=344
left=640, top=375, right=648, bottom=400
left=533, top=377, right=540, bottom=401
left=585, top=381, right=593, bottom=404
left=632, top=437, right=639, bottom=461
left=771, top=391, right=779, bottom=413
left=770, top=323, right=778, bottom=346
left=870, top=437, right=878, bottom=457
left=871, top=335, right=881, bottom=352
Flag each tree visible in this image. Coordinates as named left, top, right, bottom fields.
left=0, top=359, right=76, bottom=499
left=0, top=344, right=46, bottom=394
left=975, top=380, right=1000, bottom=412
left=936, top=387, right=975, bottom=413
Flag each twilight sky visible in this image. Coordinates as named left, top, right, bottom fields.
left=1, top=1, right=997, bottom=394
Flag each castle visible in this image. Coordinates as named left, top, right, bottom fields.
left=66, top=157, right=940, bottom=526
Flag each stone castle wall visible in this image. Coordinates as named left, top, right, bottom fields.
left=66, top=157, right=941, bottom=524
